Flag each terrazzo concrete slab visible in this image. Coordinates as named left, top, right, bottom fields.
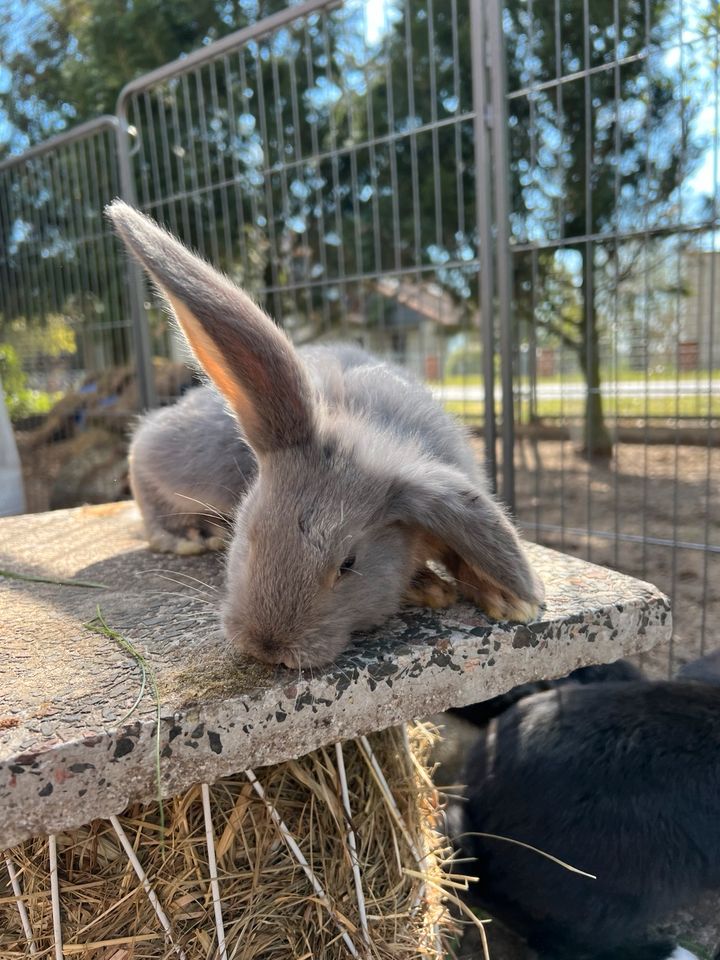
left=0, top=502, right=670, bottom=849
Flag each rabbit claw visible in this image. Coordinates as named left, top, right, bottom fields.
left=461, top=578, right=540, bottom=623
left=447, top=557, right=542, bottom=623
left=404, top=566, right=458, bottom=610
left=481, top=591, right=541, bottom=623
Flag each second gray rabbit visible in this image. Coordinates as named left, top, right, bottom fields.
left=108, top=201, right=544, bottom=668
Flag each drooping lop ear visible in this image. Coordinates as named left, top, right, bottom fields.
left=106, top=200, right=314, bottom=455
left=388, top=460, right=545, bottom=621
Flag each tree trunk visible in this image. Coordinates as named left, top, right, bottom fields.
left=578, top=245, right=613, bottom=459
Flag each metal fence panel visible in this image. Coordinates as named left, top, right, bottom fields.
left=116, top=0, right=494, bottom=426
left=496, top=0, right=720, bottom=674
left=0, top=117, right=144, bottom=512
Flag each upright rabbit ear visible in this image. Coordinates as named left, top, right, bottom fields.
left=106, top=200, right=314, bottom=455
left=388, top=461, right=545, bottom=622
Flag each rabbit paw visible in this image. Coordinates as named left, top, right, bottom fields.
left=404, top=566, right=458, bottom=610
left=461, top=578, right=540, bottom=622
left=450, top=558, right=542, bottom=623
left=148, top=527, right=227, bottom=555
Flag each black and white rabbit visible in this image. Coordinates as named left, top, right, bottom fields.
left=107, top=201, right=544, bottom=668
left=450, top=651, right=720, bottom=960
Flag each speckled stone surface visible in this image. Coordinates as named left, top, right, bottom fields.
left=0, top=502, right=671, bottom=850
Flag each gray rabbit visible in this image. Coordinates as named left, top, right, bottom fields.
left=107, top=201, right=544, bottom=668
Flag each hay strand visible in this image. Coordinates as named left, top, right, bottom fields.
left=335, top=741, right=370, bottom=947
left=4, top=855, right=38, bottom=955
left=109, top=815, right=186, bottom=959
left=48, top=835, right=63, bottom=960
left=200, top=783, right=228, bottom=960
left=244, top=767, right=361, bottom=959
left=358, top=735, right=423, bottom=865
left=458, top=831, right=597, bottom=879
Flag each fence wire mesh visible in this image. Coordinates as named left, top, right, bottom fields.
left=0, top=0, right=717, bottom=678
left=0, top=118, right=145, bottom=512
left=501, top=0, right=720, bottom=674
left=120, top=0, right=487, bottom=409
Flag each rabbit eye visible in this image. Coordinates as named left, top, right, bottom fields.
left=338, top=554, right=356, bottom=577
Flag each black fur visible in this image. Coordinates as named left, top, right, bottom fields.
left=449, top=658, right=643, bottom=728
left=453, top=655, right=720, bottom=960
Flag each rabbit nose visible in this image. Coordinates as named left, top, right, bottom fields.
left=246, top=631, right=296, bottom=668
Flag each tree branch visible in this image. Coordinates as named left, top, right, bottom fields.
left=536, top=318, right=582, bottom=353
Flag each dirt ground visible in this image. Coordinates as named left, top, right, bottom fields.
left=504, top=437, right=720, bottom=679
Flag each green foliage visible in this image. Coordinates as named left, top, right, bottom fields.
left=0, top=343, right=61, bottom=421
left=0, top=0, right=287, bottom=147
left=3, top=316, right=76, bottom=358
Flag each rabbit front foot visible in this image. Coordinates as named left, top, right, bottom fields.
left=147, top=527, right=227, bottom=555
left=403, top=566, right=458, bottom=610
left=462, top=577, right=540, bottom=622
left=480, top=589, right=540, bottom=623
left=451, top=559, right=541, bottom=622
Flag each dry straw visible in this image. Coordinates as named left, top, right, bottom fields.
left=1, top=725, right=460, bottom=959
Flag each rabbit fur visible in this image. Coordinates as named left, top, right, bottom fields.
left=449, top=657, right=644, bottom=728
left=107, top=201, right=544, bottom=668
left=449, top=651, right=720, bottom=960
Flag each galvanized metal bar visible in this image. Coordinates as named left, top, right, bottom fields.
left=469, top=0, right=497, bottom=491
left=0, top=116, right=119, bottom=172
left=320, top=9, right=348, bottom=333
left=487, top=0, right=515, bottom=509
left=526, top=523, right=720, bottom=556
left=300, top=18, right=331, bottom=333
left=612, top=0, right=622, bottom=571
left=700, top=23, right=720, bottom=653
left=508, top=218, right=720, bottom=253
left=115, top=105, right=157, bottom=410
left=115, top=0, right=340, bottom=110
left=582, top=0, right=593, bottom=560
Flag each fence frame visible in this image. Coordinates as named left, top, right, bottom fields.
left=0, top=116, right=120, bottom=173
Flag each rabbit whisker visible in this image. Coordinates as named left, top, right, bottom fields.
left=448, top=574, right=490, bottom=595
left=147, top=568, right=220, bottom=593
left=286, top=649, right=303, bottom=712
left=156, top=510, right=230, bottom=525
left=232, top=458, right=250, bottom=482
left=153, top=589, right=216, bottom=607
left=333, top=664, right=353, bottom=689
left=152, top=574, right=218, bottom=602
left=153, top=570, right=220, bottom=594
left=173, top=492, right=228, bottom=521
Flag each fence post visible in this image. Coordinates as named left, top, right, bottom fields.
left=470, top=0, right=497, bottom=493
left=486, top=0, right=516, bottom=512
left=114, top=112, right=157, bottom=410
